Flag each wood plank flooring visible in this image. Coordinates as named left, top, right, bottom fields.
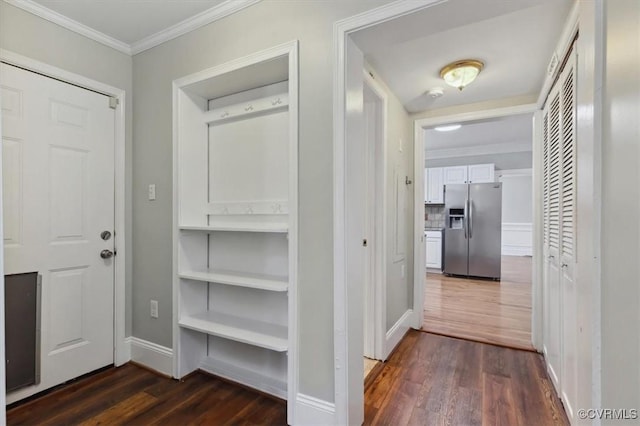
left=8, top=330, right=565, bottom=425
left=7, top=364, right=287, bottom=426
left=423, top=256, right=534, bottom=350
left=364, top=330, right=568, bottom=426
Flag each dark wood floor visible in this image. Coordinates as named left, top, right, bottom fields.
left=8, top=331, right=567, bottom=426
left=365, top=330, right=568, bottom=426
left=7, top=364, right=287, bottom=425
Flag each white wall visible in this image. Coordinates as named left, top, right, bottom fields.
left=600, top=0, right=640, bottom=415
left=131, top=0, right=390, bottom=403
left=499, top=171, right=533, bottom=223
left=499, top=170, right=533, bottom=256
left=363, top=64, right=414, bottom=332
left=0, top=1, right=134, bottom=336
left=426, top=151, right=532, bottom=171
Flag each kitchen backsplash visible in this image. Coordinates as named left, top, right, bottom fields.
left=425, top=206, right=445, bottom=229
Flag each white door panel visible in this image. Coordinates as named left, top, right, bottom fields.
left=1, top=63, right=115, bottom=402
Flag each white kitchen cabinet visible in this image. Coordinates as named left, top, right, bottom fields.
left=425, top=231, right=442, bottom=269
left=443, top=166, right=468, bottom=185
left=425, top=167, right=444, bottom=204
left=172, top=42, right=298, bottom=415
left=468, top=163, right=495, bottom=183
left=442, top=164, right=495, bottom=184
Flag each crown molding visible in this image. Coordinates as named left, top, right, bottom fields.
left=426, top=141, right=532, bottom=160
left=4, top=0, right=132, bottom=55
left=130, top=0, right=262, bottom=55
left=4, top=0, right=262, bottom=56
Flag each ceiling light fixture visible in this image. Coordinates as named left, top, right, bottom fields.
left=434, top=124, right=462, bottom=132
left=439, top=59, right=484, bottom=91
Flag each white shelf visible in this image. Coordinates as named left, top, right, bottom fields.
left=179, top=223, right=288, bottom=233
left=179, top=269, right=288, bottom=292
left=179, top=311, right=288, bottom=352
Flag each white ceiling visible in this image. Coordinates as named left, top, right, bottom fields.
left=30, top=0, right=226, bottom=45
left=352, top=0, right=574, bottom=112
left=8, top=0, right=259, bottom=54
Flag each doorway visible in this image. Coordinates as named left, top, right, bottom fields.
left=1, top=58, right=125, bottom=404
left=421, top=114, right=536, bottom=350
left=334, top=0, right=578, bottom=424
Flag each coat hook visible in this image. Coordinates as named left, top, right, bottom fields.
left=405, top=176, right=413, bottom=185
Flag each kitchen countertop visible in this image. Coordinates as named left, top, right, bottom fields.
left=424, top=227, right=444, bottom=232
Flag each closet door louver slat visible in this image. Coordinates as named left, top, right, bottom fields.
left=548, top=93, right=561, bottom=251
left=561, top=64, right=576, bottom=259
left=543, top=111, right=550, bottom=246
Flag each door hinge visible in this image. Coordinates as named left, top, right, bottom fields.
left=109, top=97, right=119, bottom=109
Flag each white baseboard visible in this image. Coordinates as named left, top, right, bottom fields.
left=385, top=309, right=413, bottom=358
left=129, top=337, right=173, bottom=377
left=502, top=222, right=533, bottom=256
left=200, top=355, right=287, bottom=400
left=295, top=393, right=336, bottom=425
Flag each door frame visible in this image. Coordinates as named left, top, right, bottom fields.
left=362, top=70, right=387, bottom=361
left=413, top=103, right=538, bottom=336
left=333, top=1, right=444, bottom=423
left=0, top=50, right=128, bottom=369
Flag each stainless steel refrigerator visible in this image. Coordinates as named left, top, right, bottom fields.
left=443, top=182, right=502, bottom=279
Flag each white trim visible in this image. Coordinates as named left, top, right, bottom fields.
left=427, top=141, right=532, bottom=160
left=0, top=49, right=129, bottom=372
left=130, top=0, right=262, bottom=55
left=0, top=58, right=6, bottom=419
left=501, top=223, right=533, bottom=256
left=333, top=2, right=444, bottom=423
left=385, top=310, right=413, bottom=358
left=413, top=110, right=426, bottom=329
left=294, top=394, right=337, bottom=426
left=199, top=355, right=286, bottom=399
left=536, top=1, right=579, bottom=107
left=3, top=0, right=131, bottom=55
left=3, top=0, right=262, bottom=56
left=416, top=103, right=538, bottom=129
left=362, top=71, right=388, bottom=361
left=498, top=168, right=533, bottom=178
left=130, top=337, right=173, bottom=377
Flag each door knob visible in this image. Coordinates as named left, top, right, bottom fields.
left=100, top=249, right=114, bottom=259
left=100, top=231, right=112, bottom=241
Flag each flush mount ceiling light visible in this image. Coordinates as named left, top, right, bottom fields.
left=439, top=59, right=484, bottom=91
left=434, top=124, right=462, bottom=132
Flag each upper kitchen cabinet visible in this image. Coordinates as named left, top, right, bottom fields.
left=443, top=164, right=495, bottom=185
left=425, top=167, right=444, bottom=204
left=468, top=163, right=495, bottom=183
left=443, top=166, right=468, bottom=185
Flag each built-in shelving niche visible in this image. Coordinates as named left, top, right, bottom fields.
left=173, top=42, right=298, bottom=420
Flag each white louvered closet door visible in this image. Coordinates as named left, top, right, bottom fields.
left=544, top=85, right=562, bottom=389
left=541, top=45, right=578, bottom=422
left=559, top=50, right=578, bottom=421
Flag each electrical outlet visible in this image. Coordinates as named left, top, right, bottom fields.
left=150, top=300, right=158, bottom=318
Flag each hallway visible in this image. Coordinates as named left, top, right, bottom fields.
left=365, top=330, right=568, bottom=425
left=423, top=256, right=533, bottom=350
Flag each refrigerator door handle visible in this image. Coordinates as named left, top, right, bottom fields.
left=468, top=198, right=473, bottom=239
left=464, top=198, right=468, bottom=239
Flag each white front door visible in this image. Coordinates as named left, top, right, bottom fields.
left=2, top=63, right=115, bottom=402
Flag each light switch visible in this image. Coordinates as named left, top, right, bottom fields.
left=148, top=184, right=156, bottom=201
